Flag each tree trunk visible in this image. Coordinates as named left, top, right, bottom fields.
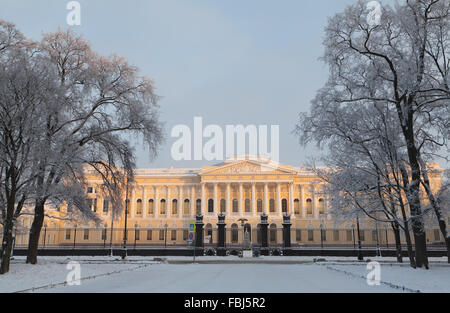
left=26, top=200, right=45, bottom=264
left=0, top=218, right=14, bottom=274
left=391, top=222, right=403, bottom=263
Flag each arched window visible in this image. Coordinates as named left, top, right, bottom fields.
left=125, top=199, right=130, bottom=215
left=318, top=198, right=325, bottom=214
left=148, top=199, right=154, bottom=215
left=245, top=199, right=251, bottom=212
left=281, top=199, right=288, bottom=214
left=232, top=199, right=238, bottom=213
left=160, top=199, right=166, bottom=215
left=172, top=199, right=178, bottom=215
left=257, top=199, right=263, bottom=213
left=208, top=199, right=214, bottom=213
left=231, top=224, right=239, bottom=243
left=306, top=199, right=313, bottom=215
left=294, top=199, right=300, bottom=215
left=184, top=199, right=190, bottom=215
left=136, top=199, right=143, bottom=216
left=270, top=224, right=277, bottom=243
left=220, top=199, right=226, bottom=213
left=269, top=199, right=275, bottom=213
left=196, top=199, right=201, bottom=215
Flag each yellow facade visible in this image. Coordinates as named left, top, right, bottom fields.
left=12, top=157, right=447, bottom=248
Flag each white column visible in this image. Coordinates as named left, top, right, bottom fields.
left=143, top=187, right=147, bottom=219
left=191, top=186, right=196, bottom=217
left=301, top=185, right=305, bottom=218
left=226, top=183, right=231, bottom=216
left=239, top=183, right=243, bottom=216
left=201, top=183, right=206, bottom=216
left=214, top=183, right=218, bottom=215
left=264, top=183, right=269, bottom=214
left=179, top=185, right=183, bottom=218
left=167, top=185, right=171, bottom=217
left=130, top=186, right=136, bottom=218
left=252, top=183, right=257, bottom=216
left=289, top=183, right=294, bottom=216
left=312, top=185, right=318, bottom=219
left=155, top=186, right=160, bottom=219
left=276, top=183, right=281, bottom=216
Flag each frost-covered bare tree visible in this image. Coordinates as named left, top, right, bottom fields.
left=303, top=102, right=418, bottom=267
left=296, top=0, right=450, bottom=268
left=25, top=29, right=164, bottom=264
left=0, top=21, right=56, bottom=274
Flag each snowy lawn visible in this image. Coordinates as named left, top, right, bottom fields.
left=1, top=256, right=448, bottom=293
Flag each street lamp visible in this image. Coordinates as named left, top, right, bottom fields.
left=356, top=215, right=363, bottom=261
left=122, top=174, right=130, bottom=260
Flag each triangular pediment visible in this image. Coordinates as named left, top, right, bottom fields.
left=200, top=160, right=296, bottom=175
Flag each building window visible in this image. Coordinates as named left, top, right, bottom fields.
left=136, top=199, right=143, bottom=216
left=232, top=199, right=238, bottom=213
left=171, top=230, right=177, bottom=241
left=318, top=198, right=325, bottom=214
left=346, top=230, right=353, bottom=242
left=183, top=230, right=188, bottom=241
left=245, top=199, right=251, bottom=212
left=196, top=199, right=202, bottom=215
left=103, top=200, right=109, bottom=213
left=359, top=230, right=365, bottom=241
left=184, top=199, right=190, bottom=215
left=208, top=199, right=214, bottom=213
left=294, top=199, right=300, bottom=215
left=87, top=187, right=94, bottom=194
left=135, top=229, right=140, bottom=241
left=148, top=199, right=154, bottom=215
left=102, top=229, right=107, bottom=241
left=83, top=229, right=89, bottom=240
left=372, top=230, right=378, bottom=242
left=160, top=199, right=166, bottom=215
left=296, top=230, right=302, bottom=242
left=306, top=199, right=313, bottom=215
left=159, top=230, right=164, bottom=241
left=172, top=199, right=178, bottom=215
left=231, top=224, right=239, bottom=243
left=434, top=229, right=441, bottom=241
left=269, top=199, right=275, bottom=213
left=65, top=229, right=71, bottom=240
left=308, top=230, right=314, bottom=241
left=333, top=230, right=340, bottom=242
left=270, top=224, right=277, bottom=243
left=257, top=199, right=263, bottom=213
left=282, top=199, right=288, bottom=214
left=147, top=230, right=152, bottom=241
left=220, top=199, right=226, bottom=213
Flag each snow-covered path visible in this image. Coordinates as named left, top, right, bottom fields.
left=45, top=263, right=400, bottom=293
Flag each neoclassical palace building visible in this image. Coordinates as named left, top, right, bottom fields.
left=13, top=156, right=447, bottom=248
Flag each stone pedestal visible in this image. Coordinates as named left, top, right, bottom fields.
left=260, top=213, right=269, bottom=256
left=195, top=214, right=204, bottom=248
left=282, top=214, right=292, bottom=248
left=217, top=214, right=226, bottom=256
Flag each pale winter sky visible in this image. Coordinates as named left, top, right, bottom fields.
left=1, top=0, right=417, bottom=170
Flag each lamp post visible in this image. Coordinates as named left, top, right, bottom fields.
left=356, top=215, right=363, bottom=261
left=122, top=174, right=130, bottom=260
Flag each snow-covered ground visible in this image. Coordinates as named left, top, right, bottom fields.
left=0, top=256, right=448, bottom=293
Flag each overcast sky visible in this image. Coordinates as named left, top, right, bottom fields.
left=2, top=0, right=416, bottom=170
